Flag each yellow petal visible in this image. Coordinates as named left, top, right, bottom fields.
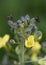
left=0, top=37, right=2, bottom=42
left=28, top=35, right=34, bottom=41
left=31, top=41, right=41, bottom=52
left=0, top=34, right=10, bottom=48
left=25, top=37, right=35, bottom=48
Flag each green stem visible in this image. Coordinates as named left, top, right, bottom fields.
left=21, top=44, right=24, bottom=65
left=19, top=28, right=25, bottom=65
left=20, top=37, right=25, bottom=65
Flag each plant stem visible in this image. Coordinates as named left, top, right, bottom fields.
left=19, top=28, right=25, bottom=65
left=19, top=36, right=25, bottom=65
left=20, top=43, right=24, bottom=65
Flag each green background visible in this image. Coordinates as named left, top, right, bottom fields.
left=0, top=0, right=46, bottom=63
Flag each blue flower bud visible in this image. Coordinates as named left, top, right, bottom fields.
left=13, top=22, right=18, bottom=28
left=30, top=18, right=36, bottom=23
left=25, top=14, right=30, bottom=21
left=18, top=23, right=24, bottom=28
left=17, top=20, right=22, bottom=24
left=20, top=16, right=27, bottom=23
left=8, top=20, right=14, bottom=28
left=25, top=28, right=31, bottom=34
left=28, top=24, right=34, bottom=29
left=32, top=24, right=38, bottom=31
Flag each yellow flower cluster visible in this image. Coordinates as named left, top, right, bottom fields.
left=25, top=35, right=41, bottom=51
left=0, top=34, right=10, bottom=48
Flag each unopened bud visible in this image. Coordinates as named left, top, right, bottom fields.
left=10, top=39, right=15, bottom=44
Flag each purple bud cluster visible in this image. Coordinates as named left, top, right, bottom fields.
left=7, top=15, right=39, bottom=37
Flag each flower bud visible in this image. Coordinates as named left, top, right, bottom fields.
left=9, top=39, right=15, bottom=44
left=25, top=14, right=30, bottom=21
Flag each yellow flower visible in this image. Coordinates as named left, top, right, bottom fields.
left=31, top=53, right=38, bottom=61
left=25, top=35, right=35, bottom=48
left=31, top=41, right=41, bottom=52
left=0, top=34, right=10, bottom=48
